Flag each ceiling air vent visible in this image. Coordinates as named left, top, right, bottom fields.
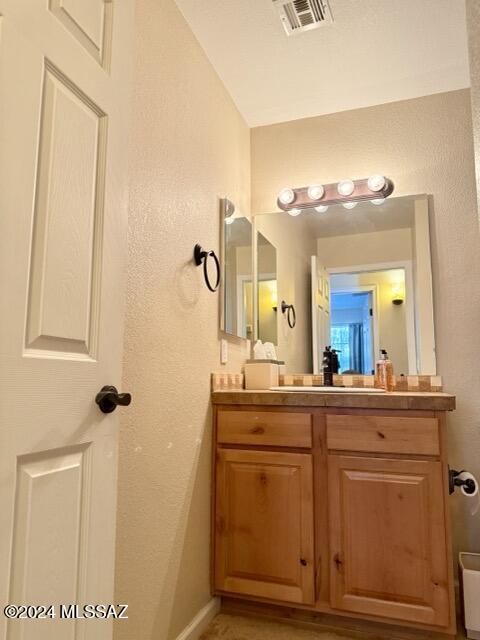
left=273, top=0, right=333, bottom=36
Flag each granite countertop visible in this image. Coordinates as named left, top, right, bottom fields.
left=211, top=389, right=456, bottom=411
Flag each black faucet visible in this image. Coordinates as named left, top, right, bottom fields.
left=322, top=346, right=340, bottom=387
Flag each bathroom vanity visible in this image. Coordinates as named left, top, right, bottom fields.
left=211, top=389, right=456, bottom=636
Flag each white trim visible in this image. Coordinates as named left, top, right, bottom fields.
left=236, top=274, right=251, bottom=339
left=175, top=598, right=220, bottom=640
left=257, top=272, right=276, bottom=281
left=237, top=272, right=276, bottom=341
left=328, top=261, right=418, bottom=375
left=311, top=256, right=319, bottom=374
left=252, top=223, right=259, bottom=343
left=328, top=260, right=410, bottom=275
left=413, top=197, right=436, bottom=374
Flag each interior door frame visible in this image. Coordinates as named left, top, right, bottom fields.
left=236, top=272, right=276, bottom=341
left=328, top=260, right=417, bottom=374
left=236, top=274, right=251, bottom=339
left=311, top=255, right=319, bottom=374
left=330, top=285, right=378, bottom=374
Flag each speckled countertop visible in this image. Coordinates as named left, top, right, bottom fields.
left=211, top=389, right=456, bottom=411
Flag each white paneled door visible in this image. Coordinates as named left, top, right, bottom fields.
left=311, top=256, right=331, bottom=374
left=0, top=2, right=134, bottom=639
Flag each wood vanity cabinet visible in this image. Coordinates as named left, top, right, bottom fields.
left=212, top=403, right=455, bottom=635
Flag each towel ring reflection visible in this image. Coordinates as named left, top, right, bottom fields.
left=194, top=244, right=220, bottom=292
left=281, top=300, right=296, bottom=328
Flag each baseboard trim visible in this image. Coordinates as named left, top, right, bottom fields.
left=175, top=598, right=220, bottom=640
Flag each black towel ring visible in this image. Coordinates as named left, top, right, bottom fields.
left=281, top=300, right=296, bottom=328
left=194, top=244, right=220, bottom=292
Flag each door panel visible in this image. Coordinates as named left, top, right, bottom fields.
left=9, top=445, right=91, bottom=609
left=215, top=449, right=315, bottom=604
left=0, top=3, right=134, bottom=638
left=49, top=0, right=113, bottom=68
left=26, top=61, right=106, bottom=357
left=328, top=455, right=450, bottom=627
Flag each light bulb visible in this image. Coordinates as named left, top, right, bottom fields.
left=224, top=199, right=235, bottom=217
left=372, top=198, right=385, bottom=205
left=278, top=187, right=295, bottom=205
left=367, top=174, right=386, bottom=192
left=337, top=179, right=355, bottom=197
left=288, top=208, right=302, bottom=216
left=307, top=184, right=324, bottom=200
left=315, top=205, right=329, bottom=213
left=343, top=201, right=357, bottom=210
left=391, top=282, right=405, bottom=305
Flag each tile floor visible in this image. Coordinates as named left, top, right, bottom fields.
left=200, top=613, right=467, bottom=640
left=201, top=613, right=379, bottom=640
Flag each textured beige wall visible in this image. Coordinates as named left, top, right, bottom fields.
left=114, top=1, right=250, bottom=638
left=467, top=0, right=480, bottom=216
left=317, top=228, right=413, bottom=268
left=255, top=212, right=317, bottom=372
left=251, top=90, right=480, bottom=557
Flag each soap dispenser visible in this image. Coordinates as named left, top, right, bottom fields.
left=375, top=349, right=394, bottom=391
left=322, top=346, right=335, bottom=387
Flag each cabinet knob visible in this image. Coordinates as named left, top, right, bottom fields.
left=300, top=558, right=307, bottom=566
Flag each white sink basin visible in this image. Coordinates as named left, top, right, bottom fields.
left=270, top=386, right=385, bottom=393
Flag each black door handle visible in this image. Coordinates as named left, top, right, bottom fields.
left=95, top=385, right=132, bottom=414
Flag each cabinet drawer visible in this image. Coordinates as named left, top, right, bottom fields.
left=217, top=411, right=312, bottom=448
left=326, top=414, right=440, bottom=455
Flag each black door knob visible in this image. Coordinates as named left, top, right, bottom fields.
left=95, top=385, right=132, bottom=414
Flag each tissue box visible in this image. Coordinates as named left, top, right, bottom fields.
left=244, top=362, right=279, bottom=390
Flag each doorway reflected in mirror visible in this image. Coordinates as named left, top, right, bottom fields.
left=330, top=268, right=407, bottom=376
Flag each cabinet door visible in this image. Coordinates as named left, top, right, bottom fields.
left=328, top=455, right=450, bottom=627
left=215, top=449, right=315, bottom=604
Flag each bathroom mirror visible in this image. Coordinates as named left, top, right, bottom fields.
left=257, top=231, right=278, bottom=344
left=220, top=198, right=253, bottom=340
left=254, top=194, right=436, bottom=375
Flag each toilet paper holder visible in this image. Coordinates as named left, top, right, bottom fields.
left=449, top=468, right=477, bottom=495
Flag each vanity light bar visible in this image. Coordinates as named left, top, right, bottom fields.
left=277, top=176, right=394, bottom=212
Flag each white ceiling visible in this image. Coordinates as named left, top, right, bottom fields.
left=175, top=0, right=470, bottom=127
